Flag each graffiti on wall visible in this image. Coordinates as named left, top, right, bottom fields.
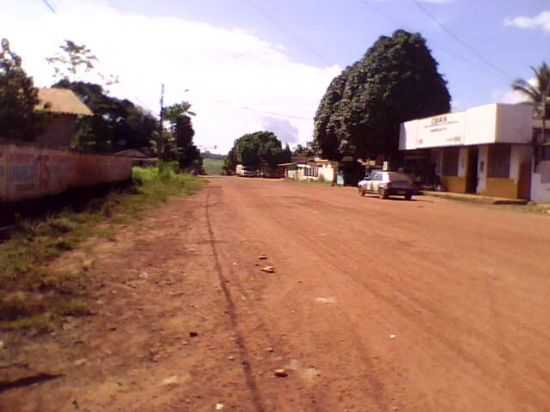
left=0, top=145, right=132, bottom=202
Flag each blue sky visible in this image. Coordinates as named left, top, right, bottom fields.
left=112, top=0, right=549, bottom=109
left=3, top=1, right=550, bottom=152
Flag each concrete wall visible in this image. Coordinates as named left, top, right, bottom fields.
left=34, top=115, right=77, bottom=149
left=481, top=144, right=531, bottom=199
left=531, top=161, right=550, bottom=203
left=496, top=104, right=533, bottom=144
left=463, top=104, right=498, bottom=145
left=436, top=144, right=531, bottom=199
left=0, top=144, right=132, bottom=203
left=401, top=103, right=534, bottom=150
left=318, top=163, right=336, bottom=182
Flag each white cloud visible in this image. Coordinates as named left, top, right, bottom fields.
left=492, top=78, right=537, bottom=104
left=504, top=11, right=550, bottom=33
left=1, top=0, right=340, bottom=153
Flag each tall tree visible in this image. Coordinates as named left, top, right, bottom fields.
left=46, top=40, right=119, bottom=90
left=224, top=131, right=287, bottom=173
left=164, top=102, right=203, bottom=173
left=512, top=62, right=550, bottom=118
left=0, top=39, right=42, bottom=141
left=53, top=80, right=157, bottom=152
left=314, top=30, right=451, bottom=161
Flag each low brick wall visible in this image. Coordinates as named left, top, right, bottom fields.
left=0, top=144, right=132, bottom=203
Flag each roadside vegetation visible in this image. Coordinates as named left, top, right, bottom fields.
left=203, top=157, right=225, bottom=175
left=0, top=165, right=203, bottom=334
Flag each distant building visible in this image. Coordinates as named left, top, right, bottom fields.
left=34, top=88, right=94, bottom=149
left=400, top=103, right=550, bottom=202
left=279, top=157, right=337, bottom=183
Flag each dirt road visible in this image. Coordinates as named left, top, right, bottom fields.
left=3, top=177, right=550, bottom=411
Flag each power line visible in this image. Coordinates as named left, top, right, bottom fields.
left=357, top=0, right=403, bottom=28
left=211, top=98, right=312, bottom=121
left=41, top=0, right=57, bottom=14
left=356, top=0, right=480, bottom=68
left=412, top=0, right=512, bottom=80
left=243, top=0, right=332, bottom=66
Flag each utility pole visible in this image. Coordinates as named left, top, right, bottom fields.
left=159, top=83, right=165, bottom=162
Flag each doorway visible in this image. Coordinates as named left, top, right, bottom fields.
left=466, top=147, right=479, bottom=194
left=518, top=161, right=532, bottom=200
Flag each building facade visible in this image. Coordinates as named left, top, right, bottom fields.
left=279, top=158, right=337, bottom=183
left=400, top=103, right=550, bottom=202
left=34, top=88, right=94, bottom=150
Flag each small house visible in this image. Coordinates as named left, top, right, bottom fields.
left=279, top=157, right=337, bottom=183
left=34, top=88, right=94, bottom=149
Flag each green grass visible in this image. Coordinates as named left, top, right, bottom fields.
left=0, top=165, right=204, bottom=333
left=203, top=158, right=225, bottom=175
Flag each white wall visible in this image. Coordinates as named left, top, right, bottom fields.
left=319, top=163, right=336, bottom=182
left=510, top=145, right=531, bottom=182
left=400, top=103, right=533, bottom=151
left=497, top=104, right=533, bottom=144
left=531, top=161, right=550, bottom=203
left=464, top=104, right=498, bottom=145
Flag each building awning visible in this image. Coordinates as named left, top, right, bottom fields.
left=400, top=103, right=533, bottom=151
left=35, top=88, right=94, bottom=116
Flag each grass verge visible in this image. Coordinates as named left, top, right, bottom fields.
left=0, top=165, right=204, bottom=333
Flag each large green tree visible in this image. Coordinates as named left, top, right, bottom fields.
left=53, top=80, right=158, bottom=153
left=0, top=39, right=42, bottom=141
left=224, top=131, right=290, bottom=173
left=314, top=30, right=451, bottom=161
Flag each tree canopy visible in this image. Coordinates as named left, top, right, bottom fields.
left=0, top=39, right=42, bottom=141
left=53, top=79, right=158, bottom=153
left=46, top=40, right=119, bottom=90
left=512, top=62, right=550, bottom=118
left=163, top=102, right=203, bottom=173
left=314, top=30, right=451, bottom=161
left=224, top=131, right=291, bottom=173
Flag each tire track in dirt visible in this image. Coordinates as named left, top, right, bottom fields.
left=204, top=186, right=266, bottom=412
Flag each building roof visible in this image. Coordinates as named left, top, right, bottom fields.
left=35, top=88, right=94, bottom=116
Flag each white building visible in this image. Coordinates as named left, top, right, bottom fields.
left=400, top=103, right=550, bottom=202
left=279, top=158, right=337, bottom=183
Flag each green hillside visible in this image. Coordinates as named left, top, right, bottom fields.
left=203, top=157, right=225, bottom=175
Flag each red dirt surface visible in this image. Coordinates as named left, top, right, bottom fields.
left=2, top=177, right=550, bottom=411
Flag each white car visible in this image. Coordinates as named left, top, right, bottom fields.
left=358, top=171, right=415, bottom=200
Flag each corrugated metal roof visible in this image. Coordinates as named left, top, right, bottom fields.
left=35, top=88, right=94, bottom=116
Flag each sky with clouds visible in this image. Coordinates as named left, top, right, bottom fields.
left=2, top=0, right=549, bottom=153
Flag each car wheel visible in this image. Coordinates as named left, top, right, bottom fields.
left=379, top=189, right=388, bottom=199
left=405, top=193, right=412, bottom=201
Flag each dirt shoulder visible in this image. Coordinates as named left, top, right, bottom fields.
left=3, top=177, right=550, bottom=412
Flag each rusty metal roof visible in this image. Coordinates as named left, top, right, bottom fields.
left=35, top=88, right=94, bottom=116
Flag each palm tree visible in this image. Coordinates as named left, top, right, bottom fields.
left=512, top=62, right=550, bottom=118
